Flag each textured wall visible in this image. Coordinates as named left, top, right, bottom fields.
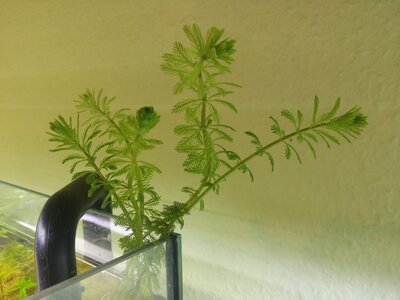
left=1, top=1, right=399, bottom=299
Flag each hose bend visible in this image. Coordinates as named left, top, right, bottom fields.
left=34, top=175, right=106, bottom=291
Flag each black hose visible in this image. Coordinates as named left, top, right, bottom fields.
left=34, top=175, right=106, bottom=291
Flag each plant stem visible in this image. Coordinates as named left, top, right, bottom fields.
left=167, top=123, right=327, bottom=229
left=198, top=63, right=213, bottom=182
left=131, top=143, right=144, bottom=247
left=95, top=104, right=146, bottom=246
left=78, top=145, right=135, bottom=224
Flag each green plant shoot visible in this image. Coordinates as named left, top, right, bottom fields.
left=48, top=24, right=368, bottom=254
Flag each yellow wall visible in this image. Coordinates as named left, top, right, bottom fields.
left=1, top=1, right=399, bottom=298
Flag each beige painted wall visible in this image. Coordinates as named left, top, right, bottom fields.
left=1, top=1, right=399, bottom=299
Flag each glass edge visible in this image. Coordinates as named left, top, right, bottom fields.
left=0, top=220, right=35, bottom=243
left=0, top=180, right=115, bottom=218
left=0, top=180, right=50, bottom=198
left=166, top=233, right=183, bottom=300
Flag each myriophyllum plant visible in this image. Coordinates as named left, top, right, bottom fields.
left=48, top=24, right=368, bottom=254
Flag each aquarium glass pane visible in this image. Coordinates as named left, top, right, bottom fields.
left=30, top=240, right=170, bottom=300
left=0, top=181, right=47, bottom=240
left=0, top=181, right=135, bottom=298
left=0, top=226, right=93, bottom=298
left=0, top=181, right=126, bottom=264
left=1, top=182, right=182, bottom=300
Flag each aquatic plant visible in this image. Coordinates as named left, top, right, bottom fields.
left=0, top=229, right=91, bottom=299
left=0, top=230, right=36, bottom=300
left=48, top=24, right=367, bottom=298
left=49, top=24, right=367, bottom=252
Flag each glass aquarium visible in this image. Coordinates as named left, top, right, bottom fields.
left=0, top=181, right=182, bottom=299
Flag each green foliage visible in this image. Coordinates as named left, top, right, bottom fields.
left=162, top=23, right=249, bottom=212
left=242, top=97, right=367, bottom=172
left=160, top=25, right=367, bottom=236
left=0, top=229, right=92, bottom=299
left=0, top=235, right=36, bottom=300
left=47, top=23, right=367, bottom=299
left=48, top=24, right=367, bottom=258
left=162, top=24, right=239, bottom=181
left=48, top=89, right=163, bottom=250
